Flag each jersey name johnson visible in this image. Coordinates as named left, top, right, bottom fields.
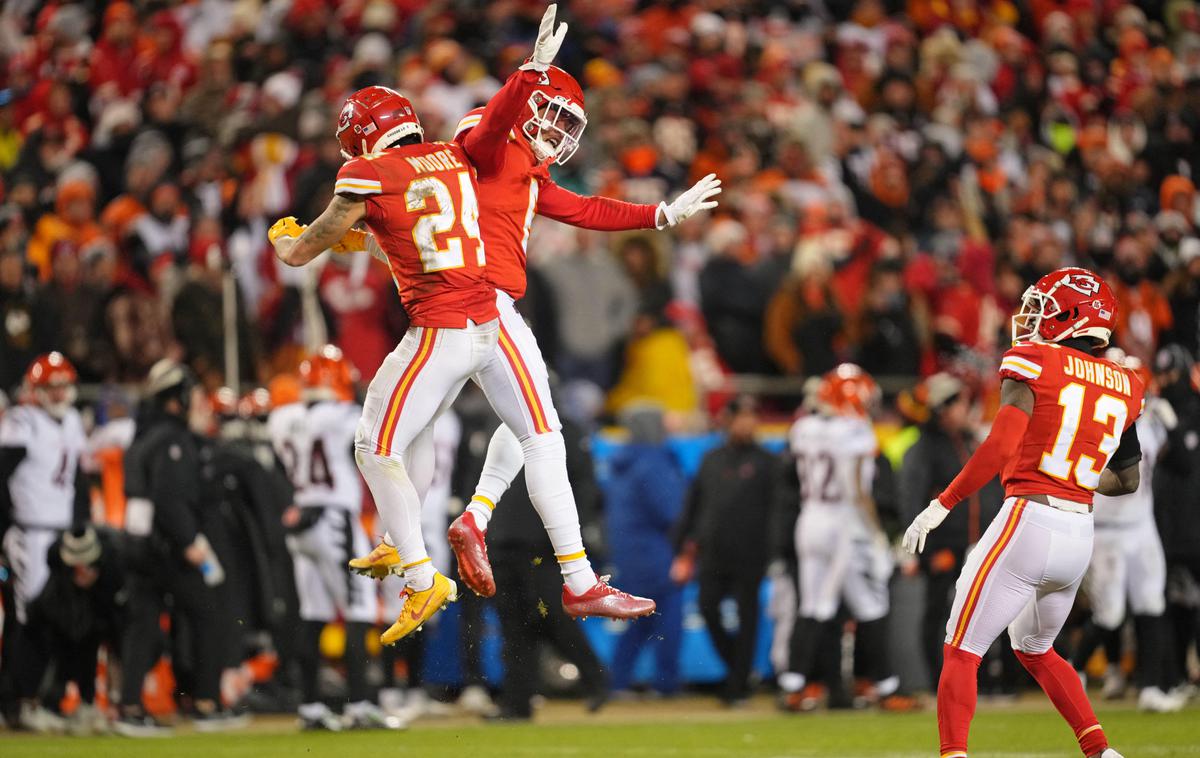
left=999, top=343, right=1144, bottom=505
left=335, top=141, right=497, bottom=328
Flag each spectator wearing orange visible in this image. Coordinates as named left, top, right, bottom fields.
left=26, top=181, right=103, bottom=281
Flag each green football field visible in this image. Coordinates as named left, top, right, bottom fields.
left=2, top=697, right=1197, bottom=758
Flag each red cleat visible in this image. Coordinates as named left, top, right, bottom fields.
left=561, top=575, right=656, bottom=619
left=448, top=513, right=496, bottom=597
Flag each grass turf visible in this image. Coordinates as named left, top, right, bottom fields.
left=2, top=699, right=1197, bottom=758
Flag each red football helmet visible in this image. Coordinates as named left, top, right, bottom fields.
left=816, top=363, right=880, bottom=418
left=299, top=344, right=356, bottom=402
left=26, top=352, right=78, bottom=419
left=522, top=66, right=587, bottom=165
left=336, top=86, right=423, bottom=160
left=1012, top=267, right=1117, bottom=347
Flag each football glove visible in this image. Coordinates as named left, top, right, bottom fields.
left=519, top=4, right=568, bottom=73
left=902, top=500, right=951, bottom=554
left=268, top=216, right=305, bottom=245
left=332, top=228, right=368, bottom=254
left=657, top=173, right=722, bottom=229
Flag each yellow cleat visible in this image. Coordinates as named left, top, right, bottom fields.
left=380, top=572, right=458, bottom=646
left=348, top=542, right=403, bottom=580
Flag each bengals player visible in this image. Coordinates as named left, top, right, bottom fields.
left=268, top=5, right=654, bottom=646
left=344, top=14, right=720, bottom=605
left=904, top=267, right=1139, bottom=758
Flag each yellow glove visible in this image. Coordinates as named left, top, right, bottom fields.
left=268, top=216, right=305, bottom=244
left=331, top=228, right=368, bottom=254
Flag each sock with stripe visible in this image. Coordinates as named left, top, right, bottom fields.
left=520, top=431, right=594, bottom=595
left=468, top=423, right=526, bottom=530
left=1014, top=648, right=1108, bottom=756
left=355, top=449, right=434, bottom=591
left=938, top=644, right=981, bottom=757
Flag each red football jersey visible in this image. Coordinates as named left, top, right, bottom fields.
left=998, top=342, right=1145, bottom=505
left=335, top=142, right=498, bottom=328
left=453, top=93, right=657, bottom=300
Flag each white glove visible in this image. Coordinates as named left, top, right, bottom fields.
left=902, top=500, right=951, bottom=554
left=519, top=4, right=568, bottom=73
left=656, top=173, right=722, bottom=229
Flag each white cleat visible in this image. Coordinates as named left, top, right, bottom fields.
left=457, top=684, right=496, bottom=716
left=1099, top=749, right=1125, bottom=758
left=1137, top=686, right=1184, bottom=713
left=18, top=702, right=67, bottom=733
left=343, top=701, right=408, bottom=730
left=1101, top=665, right=1126, bottom=700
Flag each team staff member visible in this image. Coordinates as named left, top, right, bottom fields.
left=899, top=373, right=1003, bottom=685
left=672, top=396, right=778, bottom=705
left=117, top=359, right=244, bottom=736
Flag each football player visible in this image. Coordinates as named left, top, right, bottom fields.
left=778, top=365, right=910, bottom=711
left=267, top=346, right=400, bottom=731
left=0, top=353, right=87, bottom=732
left=1073, top=351, right=1182, bottom=712
left=343, top=11, right=720, bottom=604
left=904, top=267, right=1141, bottom=758
left=268, top=5, right=654, bottom=646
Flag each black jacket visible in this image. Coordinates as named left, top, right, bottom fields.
left=124, top=408, right=202, bottom=566
left=28, top=527, right=128, bottom=643
left=899, top=422, right=1003, bottom=565
left=675, top=440, right=778, bottom=576
left=1154, top=381, right=1200, bottom=562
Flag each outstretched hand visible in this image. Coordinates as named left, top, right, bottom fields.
left=657, top=173, right=722, bottom=228
left=520, top=4, right=568, bottom=73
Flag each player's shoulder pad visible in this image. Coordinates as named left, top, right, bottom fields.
left=999, top=343, right=1046, bottom=383
left=335, top=155, right=383, bottom=196
left=453, top=107, right=486, bottom=142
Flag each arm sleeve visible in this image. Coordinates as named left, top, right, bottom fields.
left=536, top=179, right=659, bottom=230
left=334, top=157, right=383, bottom=198
left=149, top=447, right=199, bottom=552
left=672, top=461, right=704, bottom=553
left=73, top=465, right=90, bottom=525
left=458, top=69, right=541, bottom=179
left=937, top=405, right=1030, bottom=508
left=1108, top=423, right=1142, bottom=470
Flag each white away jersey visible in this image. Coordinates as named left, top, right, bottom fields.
left=788, top=413, right=877, bottom=509
left=1092, top=399, right=1167, bottom=527
left=268, top=401, right=362, bottom=511
left=0, top=405, right=86, bottom=528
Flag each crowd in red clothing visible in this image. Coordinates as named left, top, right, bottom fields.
left=0, top=0, right=1198, bottom=418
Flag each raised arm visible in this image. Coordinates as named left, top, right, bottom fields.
left=459, top=4, right=567, bottom=178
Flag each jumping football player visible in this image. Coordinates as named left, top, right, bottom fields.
left=779, top=364, right=911, bottom=712
left=903, top=267, right=1140, bottom=758
left=344, top=9, right=721, bottom=604
left=0, top=353, right=87, bottom=732
left=268, top=5, right=654, bottom=645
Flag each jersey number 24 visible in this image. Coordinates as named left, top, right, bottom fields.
left=406, top=171, right=485, bottom=273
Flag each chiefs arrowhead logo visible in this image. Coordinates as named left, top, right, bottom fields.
left=538, top=71, right=551, bottom=86
left=336, top=105, right=354, bottom=136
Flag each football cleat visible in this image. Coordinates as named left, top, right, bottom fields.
left=1101, top=665, right=1127, bottom=700
left=781, top=683, right=827, bottom=713
left=448, top=512, right=496, bottom=597
left=344, top=701, right=407, bottom=730
left=381, top=572, right=458, bottom=646
left=561, top=575, right=655, bottom=620
left=348, top=542, right=403, bottom=579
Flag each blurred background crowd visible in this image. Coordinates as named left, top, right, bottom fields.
left=2, top=0, right=1200, bottom=736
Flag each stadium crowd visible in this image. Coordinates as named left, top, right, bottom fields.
left=1, top=0, right=1199, bottom=737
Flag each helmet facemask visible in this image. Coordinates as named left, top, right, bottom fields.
left=1011, top=285, right=1056, bottom=345
left=522, top=90, right=586, bottom=165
